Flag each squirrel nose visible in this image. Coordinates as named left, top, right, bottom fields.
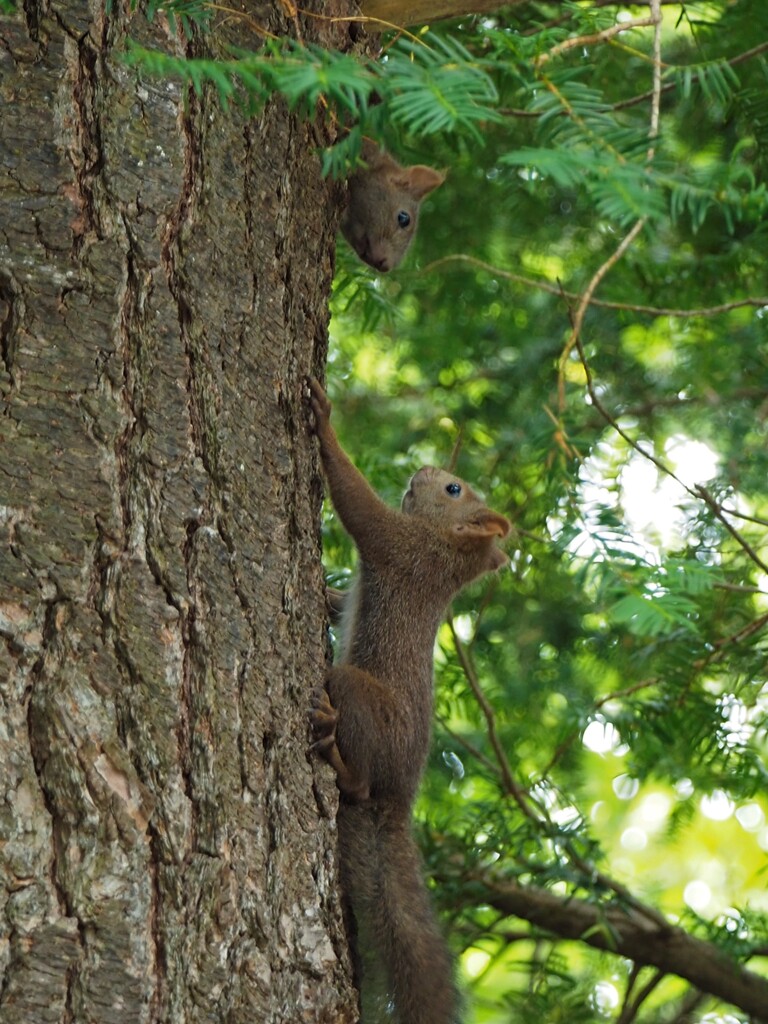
left=363, top=243, right=389, bottom=273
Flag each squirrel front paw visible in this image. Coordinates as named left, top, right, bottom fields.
left=306, top=377, right=332, bottom=434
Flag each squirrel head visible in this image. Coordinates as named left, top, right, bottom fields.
left=401, top=466, right=511, bottom=570
left=341, top=140, right=445, bottom=273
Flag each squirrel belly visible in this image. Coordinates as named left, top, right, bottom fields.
left=341, top=140, right=445, bottom=273
left=307, top=378, right=510, bottom=1024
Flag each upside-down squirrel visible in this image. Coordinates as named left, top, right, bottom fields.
left=341, top=139, right=445, bottom=272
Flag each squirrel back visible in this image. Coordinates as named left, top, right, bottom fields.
left=341, top=139, right=445, bottom=272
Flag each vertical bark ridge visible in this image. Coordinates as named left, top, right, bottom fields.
left=0, top=2, right=364, bottom=1021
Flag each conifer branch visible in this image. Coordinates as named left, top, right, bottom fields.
left=418, top=256, right=768, bottom=317
left=557, top=216, right=647, bottom=408
left=534, top=16, right=657, bottom=68
left=471, top=877, right=768, bottom=1022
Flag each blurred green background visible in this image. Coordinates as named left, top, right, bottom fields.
left=321, top=2, right=768, bottom=1020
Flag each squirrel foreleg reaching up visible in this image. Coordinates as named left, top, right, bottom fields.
left=307, top=378, right=510, bottom=1024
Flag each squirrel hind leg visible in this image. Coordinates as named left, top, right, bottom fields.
left=309, top=685, right=371, bottom=802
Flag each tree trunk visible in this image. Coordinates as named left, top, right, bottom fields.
left=361, top=0, right=519, bottom=26
left=360, top=0, right=681, bottom=27
left=0, top=2, right=359, bottom=1021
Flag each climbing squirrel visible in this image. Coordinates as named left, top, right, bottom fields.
left=307, top=378, right=510, bottom=1024
left=341, top=139, right=445, bottom=273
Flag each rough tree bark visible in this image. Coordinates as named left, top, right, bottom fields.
left=0, top=2, right=363, bottom=1021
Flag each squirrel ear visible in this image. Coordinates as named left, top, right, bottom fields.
left=360, top=137, right=388, bottom=168
left=398, top=165, right=446, bottom=201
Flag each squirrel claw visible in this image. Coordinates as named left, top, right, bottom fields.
left=309, top=684, right=338, bottom=742
left=307, top=376, right=332, bottom=429
left=309, top=732, right=336, bottom=755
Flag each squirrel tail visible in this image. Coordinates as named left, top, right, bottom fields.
left=338, top=801, right=459, bottom=1024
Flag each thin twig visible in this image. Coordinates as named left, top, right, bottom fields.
left=205, top=2, right=279, bottom=38
left=580, top=388, right=767, bottom=425
left=450, top=617, right=671, bottom=929
left=295, top=6, right=428, bottom=46
left=575, top=334, right=768, bottom=577
left=618, top=969, right=666, bottom=1024
left=446, top=424, right=464, bottom=474
left=621, top=963, right=644, bottom=1020
left=418, top=255, right=768, bottom=318
left=535, top=17, right=657, bottom=67
left=448, top=618, right=539, bottom=822
left=719, top=506, right=768, bottom=528
left=558, top=217, right=647, bottom=408
left=434, top=712, right=501, bottom=779
left=647, top=0, right=662, bottom=157
left=503, top=40, right=768, bottom=114
left=695, top=611, right=768, bottom=665
left=540, top=588, right=768, bottom=780
left=549, top=0, right=658, bottom=394
left=540, top=677, right=661, bottom=778
left=614, top=39, right=768, bottom=111
left=665, top=989, right=709, bottom=1024
left=278, top=0, right=304, bottom=43
left=695, top=487, right=768, bottom=576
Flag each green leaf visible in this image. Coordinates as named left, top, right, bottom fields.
left=610, top=592, right=700, bottom=636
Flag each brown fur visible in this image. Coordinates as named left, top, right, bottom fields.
left=341, top=139, right=445, bottom=273
left=308, top=379, right=510, bottom=1024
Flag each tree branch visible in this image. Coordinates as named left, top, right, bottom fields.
left=360, top=0, right=685, bottom=28
left=418, top=255, right=768, bottom=318
left=534, top=16, right=657, bottom=67
left=359, top=0, right=527, bottom=27
left=472, top=876, right=768, bottom=1023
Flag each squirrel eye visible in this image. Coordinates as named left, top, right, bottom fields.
left=397, top=210, right=411, bottom=229
left=445, top=482, right=462, bottom=497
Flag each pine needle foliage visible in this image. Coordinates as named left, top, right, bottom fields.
left=322, top=4, right=768, bottom=1020
left=122, top=33, right=500, bottom=177
left=494, top=59, right=768, bottom=232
